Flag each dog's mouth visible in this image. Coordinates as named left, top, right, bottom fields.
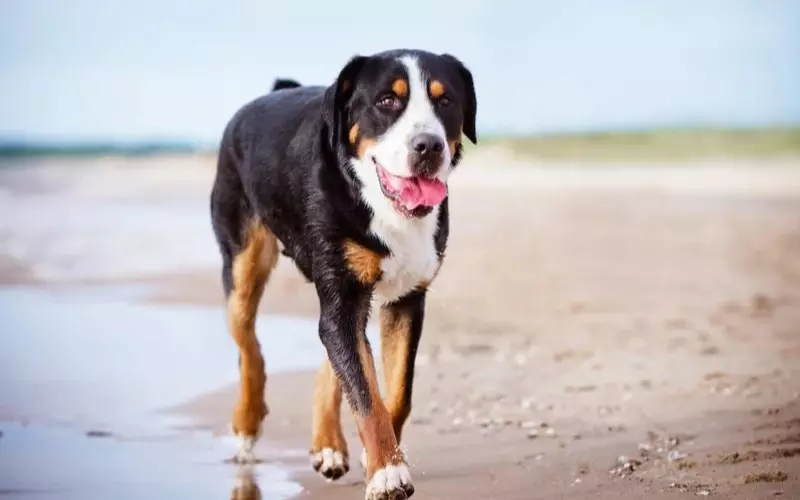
left=372, top=157, right=447, bottom=218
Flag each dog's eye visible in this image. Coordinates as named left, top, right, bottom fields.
left=437, top=96, right=452, bottom=108
left=376, top=95, right=400, bottom=110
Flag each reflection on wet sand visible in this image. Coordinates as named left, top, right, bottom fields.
left=231, top=466, right=262, bottom=500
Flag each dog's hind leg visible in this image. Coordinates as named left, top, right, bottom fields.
left=309, top=357, right=349, bottom=480
left=211, top=145, right=279, bottom=461
left=211, top=137, right=281, bottom=462
left=223, top=218, right=278, bottom=461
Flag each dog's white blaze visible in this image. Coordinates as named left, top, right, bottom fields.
left=352, top=55, right=446, bottom=305
left=368, top=56, right=451, bottom=180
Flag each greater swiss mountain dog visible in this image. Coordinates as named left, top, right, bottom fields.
left=210, top=48, right=477, bottom=500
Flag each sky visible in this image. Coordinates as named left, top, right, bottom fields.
left=1, top=0, right=799, bottom=144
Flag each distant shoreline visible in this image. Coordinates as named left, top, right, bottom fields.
left=0, top=142, right=215, bottom=159
left=2, top=126, right=799, bottom=161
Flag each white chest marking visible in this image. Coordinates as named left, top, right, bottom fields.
left=372, top=206, right=440, bottom=305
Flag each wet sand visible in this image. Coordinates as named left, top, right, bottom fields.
left=0, top=422, right=302, bottom=500
left=0, top=285, right=318, bottom=499
left=2, top=149, right=800, bottom=498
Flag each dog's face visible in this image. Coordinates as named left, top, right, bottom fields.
left=325, top=50, right=477, bottom=220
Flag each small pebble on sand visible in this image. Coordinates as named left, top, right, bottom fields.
left=667, top=450, right=687, bottom=462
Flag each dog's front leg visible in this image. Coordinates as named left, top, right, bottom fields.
left=317, top=279, right=414, bottom=500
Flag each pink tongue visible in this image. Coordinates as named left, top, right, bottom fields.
left=398, top=177, right=448, bottom=209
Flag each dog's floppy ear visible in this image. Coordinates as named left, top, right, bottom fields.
left=322, top=55, right=369, bottom=150
left=442, top=54, right=478, bottom=144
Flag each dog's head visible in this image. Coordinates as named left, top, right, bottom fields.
left=323, top=50, right=477, bottom=220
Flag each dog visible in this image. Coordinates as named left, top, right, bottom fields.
left=210, top=48, right=477, bottom=500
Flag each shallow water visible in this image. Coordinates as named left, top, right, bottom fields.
left=0, top=422, right=302, bottom=500
left=0, top=285, right=330, bottom=432
left=0, top=284, right=381, bottom=499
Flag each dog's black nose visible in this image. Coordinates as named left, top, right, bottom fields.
left=410, top=133, right=445, bottom=156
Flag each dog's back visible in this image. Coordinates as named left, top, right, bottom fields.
left=210, top=77, right=325, bottom=288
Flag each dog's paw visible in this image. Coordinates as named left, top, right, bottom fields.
left=227, top=433, right=260, bottom=464
left=365, top=464, right=414, bottom=500
left=311, top=447, right=349, bottom=481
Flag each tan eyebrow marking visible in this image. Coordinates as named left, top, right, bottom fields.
left=392, top=78, right=408, bottom=97
left=429, top=80, right=445, bottom=98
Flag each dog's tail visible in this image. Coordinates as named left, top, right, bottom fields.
left=271, top=78, right=302, bottom=92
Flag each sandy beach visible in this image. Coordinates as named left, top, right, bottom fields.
left=1, top=147, right=799, bottom=499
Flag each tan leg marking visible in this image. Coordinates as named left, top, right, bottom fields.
left=346, top=307, right=415, bottom=497
left=228, top=219, right=278, bottom=442
left=380, top=306, right=415, bottom=444
left=343, top=239, right=382, bottom=285
left=310, top=358, right=349, bottom=479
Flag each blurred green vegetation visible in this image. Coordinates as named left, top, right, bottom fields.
left=474, top=127, right=800, bottom=162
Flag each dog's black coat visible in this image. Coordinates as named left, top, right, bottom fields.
left=211, top=49, right=476, bottom=415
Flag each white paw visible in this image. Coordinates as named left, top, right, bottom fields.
left=365, top=464, right=414, bottom=500
left=234, top=433, right=257, bottom=463
left=311, top=447, right=349, bottom=481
